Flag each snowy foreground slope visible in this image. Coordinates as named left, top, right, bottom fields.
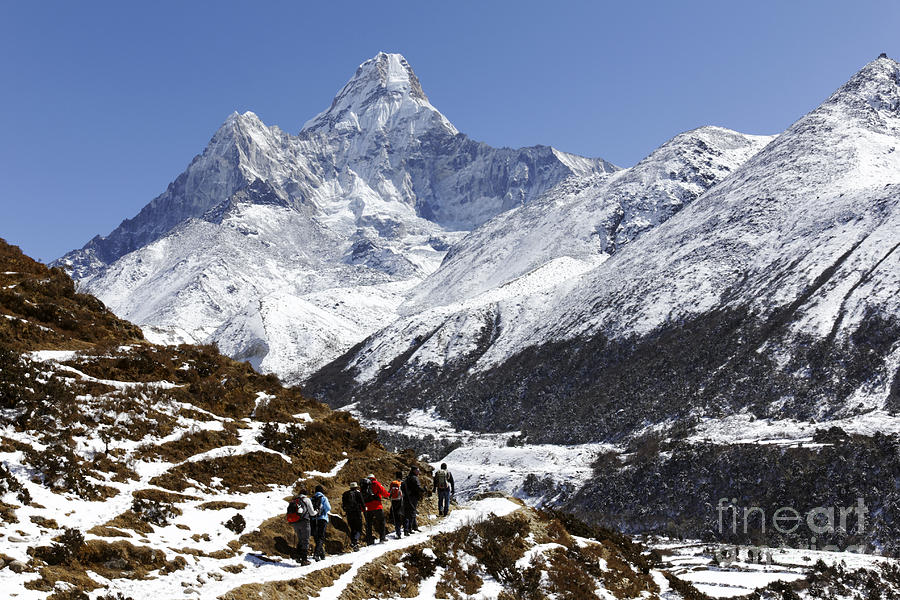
left=4, top=239, right=900, bottom=599
left=56, top=52, right=613, bottom=383
left=1, top=240, right=699, bottom=599
left=21, top=240, right=898, bottom=600
left=310, top=56, right=900, bottom=444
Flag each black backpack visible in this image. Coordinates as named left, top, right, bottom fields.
left=361, top=479, right=377, bottom=504
left=342, top=489, right=360, bottom=513
left=311, top=494, right=323, bottom=515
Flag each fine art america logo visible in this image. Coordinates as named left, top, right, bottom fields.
left=714, top=497, right=869, bottom=564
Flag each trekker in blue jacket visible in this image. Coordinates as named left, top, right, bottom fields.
left=312, top=485, right=332, bottom=561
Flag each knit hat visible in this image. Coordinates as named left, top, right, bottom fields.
left=367, top=473, right=375, bottom=479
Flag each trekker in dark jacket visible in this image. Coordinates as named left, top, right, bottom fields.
left=341, top=481, right=364, bottom=551
left=362, top=474, right=389, bottom=544
left=388, top=470, right=405, bottom=539
left=311, top=485, right=331, bottom=561
left=403, top=466, right=425, bottom=533
left=433, top=462, right=455, bottom=516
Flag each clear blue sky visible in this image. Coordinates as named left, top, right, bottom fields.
left=2, top=1, right=898, bottom=262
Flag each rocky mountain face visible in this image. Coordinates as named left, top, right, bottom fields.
left=309, top=57, right=900, bottom=445
left=56, top=52, right=613, bottom=381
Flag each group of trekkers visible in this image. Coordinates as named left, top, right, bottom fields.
left=286, top=463, right=455, bottom=565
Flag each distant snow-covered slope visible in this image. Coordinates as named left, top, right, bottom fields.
left=403, top=126, right=773, bottom=313
left=56, top=53, right=614, bottom=380
left=307, top=57, right=900, bottom=442
left=308, top=126, right=774, bottom=393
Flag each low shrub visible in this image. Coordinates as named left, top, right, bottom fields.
left=224, top=513, right=246, bottom=534
left=131, top=497, right=178, bottom=527
left=0, top=461, right=30, bottom=505
left=32, top=528, right=84, bottom=566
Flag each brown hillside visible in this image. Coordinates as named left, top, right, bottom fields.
left=0, top=238, right=144, bottom=350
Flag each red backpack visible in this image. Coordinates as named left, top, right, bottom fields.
left=389, top=480, right=403, bottom=500
left=286, top=497, right=310, bottom=523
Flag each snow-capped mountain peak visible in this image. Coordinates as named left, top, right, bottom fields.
left=57, top=52, right=613, bottom=381
left=827, top=55, right=900, bottom=119
left=301, top=52, right=457, bottom=136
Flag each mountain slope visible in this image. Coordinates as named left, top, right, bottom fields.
left=402, top=125, right=774, bottom=313
left=56, top=52, right=614, bottom=382
left=306, top=56, right=900, bottom=443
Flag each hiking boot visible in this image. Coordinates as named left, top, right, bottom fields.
left=300, top=559, right=310, bottom=566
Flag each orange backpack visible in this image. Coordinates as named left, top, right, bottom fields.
left=389, top=480, right=403, bottom=500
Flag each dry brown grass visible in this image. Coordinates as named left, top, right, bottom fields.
left=90, top=454, right=138, bottom=484
left=319, top=504, right=665, bottom=600
left=198, top=501, right=249, bottom=510
left=30, top=515, right=59, bottom=529
left=23, top=538, right=182, bottom=596
left=591, top=543, right=660, bottom=599
left=338, top=548, right=419, bottom=599
left=103, top=511, right=154, bottom=535
left=168, top=544, right=236, bottom=560
left=98, top=489, right=199, bottom=537
left=0, top=501, right=19, bottom=523
left=57, top=342, right=317, bottom=421
left=76, top=539, right=171, bottom=577
left=220, top=563, right=351, bottom=600
left=25, top=564, right=101, bottom=594
left=150, top=451, right=299, bottom=493
left=132, top=488, right=200, bottom=503
left=0, top=239, right=144, bottom=351
left=532, top=511, right=661, bottom=599
left=135, top=426, right=240, bottom=462
left=86, top=526, right=132, bottom=538
left=435, top=563, right=483, bottom=599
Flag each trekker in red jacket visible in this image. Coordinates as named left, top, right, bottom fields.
left=361, top=474, right=389, bottom=544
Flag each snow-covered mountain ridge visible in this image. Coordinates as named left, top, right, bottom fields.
left=306, top=56, right=900, bottom=445
left=401, top=125, right=774, bottom=314
left=56, top=52, right=615, bottom=380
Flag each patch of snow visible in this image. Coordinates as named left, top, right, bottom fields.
left=304, top=458, right=348, bottom=479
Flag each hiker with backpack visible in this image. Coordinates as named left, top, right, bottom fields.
left=388, top=470, right=406, bottom=539
left=403, top=466, right=425, bottom=534
left=361, top=474, right=389, bottom=545
left=433, top=463, right=455, bottom=516
left=311, top=485, right=331, bottom=561
left=341, top=480, right=364, bottom=551
left=285, top=489, right=315, bottom=566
